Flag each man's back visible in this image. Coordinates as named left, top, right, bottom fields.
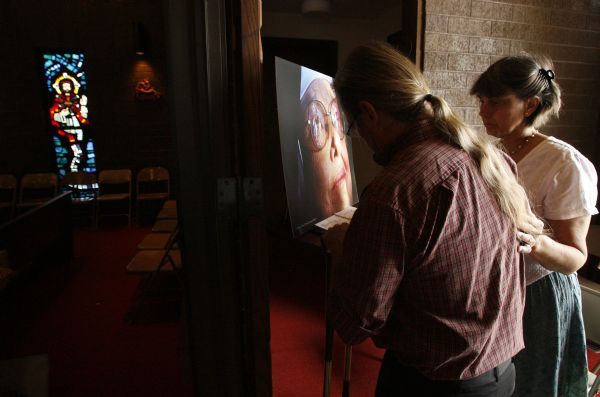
left=329, top=124, right=525, bottom=380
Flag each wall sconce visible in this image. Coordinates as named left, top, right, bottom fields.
left=133, top=21, right=147, bottom=56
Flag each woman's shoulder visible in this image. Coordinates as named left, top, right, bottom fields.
left=519, top=135, right=597, bottom=191
left=543, top=136, right=583, bottom=157
left=529, top=135, right=598, bottom=190
left=532, top=136, right=599, bottom=219
left=531, top=136, right=593, bottom=168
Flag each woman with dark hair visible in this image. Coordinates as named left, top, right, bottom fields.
left=471, top=54, right=598, bottom=397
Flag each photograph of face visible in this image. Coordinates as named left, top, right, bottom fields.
left=275, top=57, right=358, bottom=236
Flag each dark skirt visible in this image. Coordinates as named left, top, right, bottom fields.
left=513, top=272, right=588, bottom=397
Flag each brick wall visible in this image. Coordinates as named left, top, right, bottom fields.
left=424, top=0, right=600, bottom=167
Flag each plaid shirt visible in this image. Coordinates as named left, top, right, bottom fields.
left=328, top=121, right=525, bottom=380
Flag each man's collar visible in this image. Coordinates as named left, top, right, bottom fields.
left=373, top=119, right=438, bottom=166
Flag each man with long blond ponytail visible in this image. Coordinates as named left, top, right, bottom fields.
left=324, top=42, right=541, bottom=397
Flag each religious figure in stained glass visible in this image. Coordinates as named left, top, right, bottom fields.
left=42, top=53, right=96, bottom=177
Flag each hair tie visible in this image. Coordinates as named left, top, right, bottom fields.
left=539, top=68, right=555, bottom=83
left=424, top=94, right=433, bottom=102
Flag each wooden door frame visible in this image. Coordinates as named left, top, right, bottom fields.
left=164, top=0, right=270, bottom=395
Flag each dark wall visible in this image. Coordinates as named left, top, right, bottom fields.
left=0, top=0, right=171, bottom=180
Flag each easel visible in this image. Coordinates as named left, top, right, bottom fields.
left=320, top=235, right=353, bottom=397
left=291, top=207, right=355, bottom=397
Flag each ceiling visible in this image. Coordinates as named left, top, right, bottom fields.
left=262, top=0, right=402, bottom=20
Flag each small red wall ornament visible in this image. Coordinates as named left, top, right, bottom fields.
left=135, top=78, right=162, bottom=101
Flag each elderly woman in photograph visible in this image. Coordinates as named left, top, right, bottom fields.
left=297, top=68, right=354, bottom=221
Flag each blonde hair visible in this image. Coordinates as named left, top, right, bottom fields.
left=334, top=41, right=540, bottom=233
left=470, top=53, right=561, bottom=128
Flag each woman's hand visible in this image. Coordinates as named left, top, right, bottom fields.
left=517, top=231, right=537, bottom=254
left=516, top=215, right=544, bottom=254
left=522, top=214, right=546, bottom=235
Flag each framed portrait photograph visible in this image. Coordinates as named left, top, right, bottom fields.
left=275, top=57, right=358, bottom=237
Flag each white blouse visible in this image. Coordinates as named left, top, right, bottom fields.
left=517, top=136, right=598, bottom=284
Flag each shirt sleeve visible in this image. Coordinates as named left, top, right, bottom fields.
left=327, top=198, right=406, bottom=345
left=543, top=151, right=598, bottom=220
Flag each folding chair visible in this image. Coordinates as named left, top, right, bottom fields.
left=136, top=167, right=170, bottom=225
left=137, top=232, right=179, bottom=250
left=126, top=225, right=182, bottom=322
left=152, top=219, right=177, bottom=233
left=128, top=224, right=180, bottom=274
left=126, top=249, right=181, bottom=273
left=17, top=173, right=58, bottom=213
left=96, top=169, right=132, bottom=227
left=156, top=207, right=177, bottom=220
left=162, top=200, right=177, bottom=210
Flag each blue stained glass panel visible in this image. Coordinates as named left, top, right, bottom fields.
left=43, top=52, right=97, bottom=179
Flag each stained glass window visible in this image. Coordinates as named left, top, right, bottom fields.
left=42, top=53, right=96, bottom=177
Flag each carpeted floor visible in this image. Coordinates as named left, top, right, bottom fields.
left=0, top=226, right=190, bottom=397
left=0, top=223, right=382, bottom=397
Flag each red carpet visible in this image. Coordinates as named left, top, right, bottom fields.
left=0, top=226, right=190, bottom=397
left=1, top=223, right=380, bottom=397
left=590, top=349, right=600, bottom=372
